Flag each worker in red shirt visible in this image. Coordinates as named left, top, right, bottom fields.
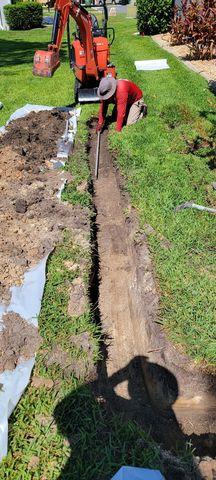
left=97, top=77, right=147, bottom=132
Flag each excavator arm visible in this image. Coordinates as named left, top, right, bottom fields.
left=33, top=0, right=98, bottom=78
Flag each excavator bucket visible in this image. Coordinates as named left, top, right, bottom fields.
left=33, top=50, right=60, bottom=77
left=78, top=87, right=100, bottom=103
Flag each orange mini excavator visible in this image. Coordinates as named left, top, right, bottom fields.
left=33, top=0, right=116, bottom=103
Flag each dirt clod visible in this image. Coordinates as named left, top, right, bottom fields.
left=28, top=455, right=39, bottom=470
left=69, top=331, right=93, bottom=354
left=15, top=198, right=28, bottom=214
left=67, top=278, right=87, bottom=317
left=76, top=180, right=88, bottom=193
left=199, top=458, right=216, bottom=479
left=0, top=313, right=41, bottom=372
left=45, top=343, right=96, bottom=380
left=31, top=376, right=54, bottom=389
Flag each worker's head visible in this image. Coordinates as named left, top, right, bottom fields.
left=97, top=77, right=117, bottom=101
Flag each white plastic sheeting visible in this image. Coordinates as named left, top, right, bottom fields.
left=0, top=257, right=48, bottom=460
left=57, top=107, right=81, bottom=161
left=111, top=466, right=164, bottom=480
left=0, top=104, right=80, bottom=461
left=135, top=59, right=169, bottom=71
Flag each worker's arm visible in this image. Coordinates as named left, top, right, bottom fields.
left=97, top=101, right=108, bottom=131
left=116, top=94, right=128, bottom=132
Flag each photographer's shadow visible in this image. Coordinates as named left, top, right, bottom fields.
left=54, top=355, right=214, bottom=479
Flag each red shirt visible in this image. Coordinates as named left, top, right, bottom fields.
left=98, top=79, right=143, bottom=132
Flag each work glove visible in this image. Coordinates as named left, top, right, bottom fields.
left=96, top=122, right=104, bottom=133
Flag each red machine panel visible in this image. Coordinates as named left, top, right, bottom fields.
left=94, top=37, right=109, bottom=71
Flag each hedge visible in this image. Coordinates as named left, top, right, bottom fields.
left=4, top=2, right=43, bottom=30
left=137, top=0, right=173, bottom=35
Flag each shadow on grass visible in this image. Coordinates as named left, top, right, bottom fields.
left=54, top=355, right=216, bottom=480
left=0, top=38, right=68, bottom=68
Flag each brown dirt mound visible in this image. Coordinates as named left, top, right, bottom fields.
left=0, top=312, right=41, bottom=372
left=0, top=111, right=89, bottom=304
left=0, top=109, right=67, bottom=171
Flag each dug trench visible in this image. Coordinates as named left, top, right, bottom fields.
left=87, top=123, right=216, bottom=474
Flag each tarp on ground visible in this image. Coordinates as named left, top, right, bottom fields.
left=135, top=60, right=169, bottom=71
left=111, top=466, right=164, bottom=480
left=0, top=104, right=80, bottom=461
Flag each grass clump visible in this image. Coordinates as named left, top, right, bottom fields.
left=160, top=103, right=193, bottom=129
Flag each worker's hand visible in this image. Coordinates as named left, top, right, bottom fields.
left=96, top=122, right=103, bottom=133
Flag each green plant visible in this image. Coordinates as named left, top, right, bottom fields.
left=4, top=2, right=42, bottom=30
left=136, top=0, right=173, bottom=35
left=171, top=0, right=216, bottom=60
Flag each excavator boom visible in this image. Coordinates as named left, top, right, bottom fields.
left=33, top=0, right=116, bottom=102
left=33, top=0, right=97, bottom=78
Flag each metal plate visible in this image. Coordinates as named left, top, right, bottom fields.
left=78, top=87, right=100, bottom=103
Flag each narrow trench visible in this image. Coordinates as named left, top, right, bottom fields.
left=86, top=121, right=216, bottom=479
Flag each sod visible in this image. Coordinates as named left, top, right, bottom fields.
left=109, top=16, right=216, bottom=367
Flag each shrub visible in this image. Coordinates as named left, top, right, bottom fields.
left=171, top=0, right=216, bottom=59
left=4, top=2, right=43, bottom=30
left=137, top=0, right=173, bottom=35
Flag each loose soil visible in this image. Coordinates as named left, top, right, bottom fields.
left=0, top=110, right=89, bottom=304
left=0, top=109, right=89, bottom=372
left=88, top=125, right=216, bottom=479
left=0, top=312, right=41, bottom=372
left=153, top=34, right=216, bottom=86
left=1, top=109, right=66, bottom=169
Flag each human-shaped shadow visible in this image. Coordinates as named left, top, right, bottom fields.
left=54, top=355, right=214, bottom=480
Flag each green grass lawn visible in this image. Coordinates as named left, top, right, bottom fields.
left=0, top=12, right=215, bottom=478
left=109, top=16, right=216, bottom=367
left=0, top=26, right=72, bottom=125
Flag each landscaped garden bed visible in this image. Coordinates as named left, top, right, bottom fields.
left=153, top=33, right=216, bottom=87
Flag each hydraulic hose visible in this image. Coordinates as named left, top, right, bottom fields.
left=51, top=10, right=60, bottom=45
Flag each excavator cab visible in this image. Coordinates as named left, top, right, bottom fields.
left=69, top=4, right=115, bottom=103
left=33, top=0, right=116, bottom=104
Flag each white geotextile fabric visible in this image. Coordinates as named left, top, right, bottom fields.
left=0, top=104, right=80, bottom=461
left=135, top=59, right=169, bottom=71
left=0, top=257, right=48, bottom=459
left=111, top=466, right=164, bottom=479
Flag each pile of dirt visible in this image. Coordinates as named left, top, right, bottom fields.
left=0, top=110, right=89, bottom=304
left=0, top=312, right=41, bottom=372
left=0, top=109, right=67, bottom=172
left=0, top=109, right=90, bottom=370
